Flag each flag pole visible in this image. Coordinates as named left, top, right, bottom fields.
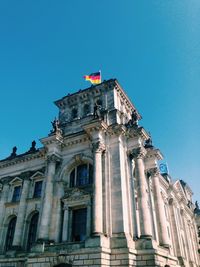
left=99, top=70, right=102, bottom=83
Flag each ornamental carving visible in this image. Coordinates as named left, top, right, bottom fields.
left=130, top=147, right=146, bottom=159
left=92, top=141, right=105, bottom=153
left=63, top=187, right=90, bottom=202
left=47, top=154, right=61, bottom=164
left=148, top=167, right=160, bottom=177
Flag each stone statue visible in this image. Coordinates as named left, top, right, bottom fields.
left=126, top=109, right=140, bottom=128
left=144, top=133, right=153, bottom=148
left=194, top=201, right=200, bottom=215
left=93, top=102, right=102, bottom=119
left=10, top=146, right=17, bottom=157
left=29, top=140, right=37, bottom=152
left=50, top=118, right=62, bottom=135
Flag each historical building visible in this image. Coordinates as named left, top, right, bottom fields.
left=0, top=79, right=199, bottom=267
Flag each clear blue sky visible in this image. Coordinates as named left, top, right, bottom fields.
left=0, top=1, right=199, bottom=202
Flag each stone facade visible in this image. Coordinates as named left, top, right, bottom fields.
left=0, top=79, right=199, bottom=267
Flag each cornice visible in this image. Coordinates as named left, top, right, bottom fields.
left=114, top=80, right=141, bottom=117
left=54, top=79, right=115, bottom=108
left=40, top=133, right=63, bottom=146
left=126, top=126, right=150, bottom=141
left=145, top=148, right=163, bottom=160
left=0, top=149, right=46, bottom=169
left=82, top=119, right=108, bottom=135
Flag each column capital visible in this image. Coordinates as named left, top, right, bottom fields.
left=147, top=167, right=160, bottom=177
left=129, top=147, right=146, bottom=159
left=92, top=141, right=106, bottom=153
left=47, top=154, right=61, bottom=164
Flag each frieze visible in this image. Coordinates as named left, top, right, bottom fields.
left=61, top=135, right=90, bottom=148
left=0, top=149, right=46, bottom=169
left=62, top=187, right=91, bottom=202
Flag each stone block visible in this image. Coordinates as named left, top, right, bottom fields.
left=84, top=259, right=94, bottom=265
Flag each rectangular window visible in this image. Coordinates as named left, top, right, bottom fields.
left=12, top=186, right=21, bottom=202
left=33, top=181, right=43, bottom=198
left=72, top=208, right=87, bottom=242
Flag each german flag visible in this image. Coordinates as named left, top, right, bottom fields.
left=84, top=71, right=101, bottom=84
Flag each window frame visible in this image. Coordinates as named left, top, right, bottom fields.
left=5, top=216, right=17, bottom=251
left=12, top=185, right=21, bottom=202
left=71, top=207, right=87, bottom=242
left=69, top=163, right=93, bottom=188
left=27, top=212, right=39, bottom=251
left=33, top=180, right=43, bottom=198
left=62, top=190, right=91, bottom=243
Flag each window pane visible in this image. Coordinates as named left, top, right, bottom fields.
left=5, top=217, right=17, bottom=251
left=72, top=208, right=87, bottom=242
left=27, top=213, right=39, bottom=251
left=89, top=164, right=93, bottom=184
left=77, top=164, right=88, bottom=186
left=12, top=186, right=21, bottom=202
left=83, top=104, right=90, bottom=116
left=33, top=181, right=43, bottom=198
left=70, top=169, right=75, bottom=187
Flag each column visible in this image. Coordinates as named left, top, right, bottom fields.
left=0, top=183, right=9, bottom=251
left=12, top=178, right=30, bottom=249
left=62, top=205, right=69, bottom=242
left=131, top=147, right=152, bottom=239
left=129, top=155, right=138, bottom=238
left=149, top=167, right=169, bottom=248
left=92, top=141, right=105, bottom=235
left=38, top=154, right=59, bottom=241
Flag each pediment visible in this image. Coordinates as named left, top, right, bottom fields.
left=30, top=171, right=44, bottom=180
left=9, top=177, right=23, bottom=185
left=63, top=187, right=90, bottom=202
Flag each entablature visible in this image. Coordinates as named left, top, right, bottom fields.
left=0, top=149, right=46, bottom=170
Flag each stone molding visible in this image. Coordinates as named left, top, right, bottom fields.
left=62, top=187, right=91, bottom=202
left=61, top=135, right=90, bottom=149
left=0, top=149, right=45, bottom=169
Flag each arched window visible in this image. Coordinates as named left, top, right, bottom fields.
left=5, top=216, right=17, bottom=251
left=83, top=104, right=90, bottom=116
left=27, top=212, right=39, bottom=251
left=70, top=163, right=93, bottom=187
left=71, top=108, right=78, bottom=120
